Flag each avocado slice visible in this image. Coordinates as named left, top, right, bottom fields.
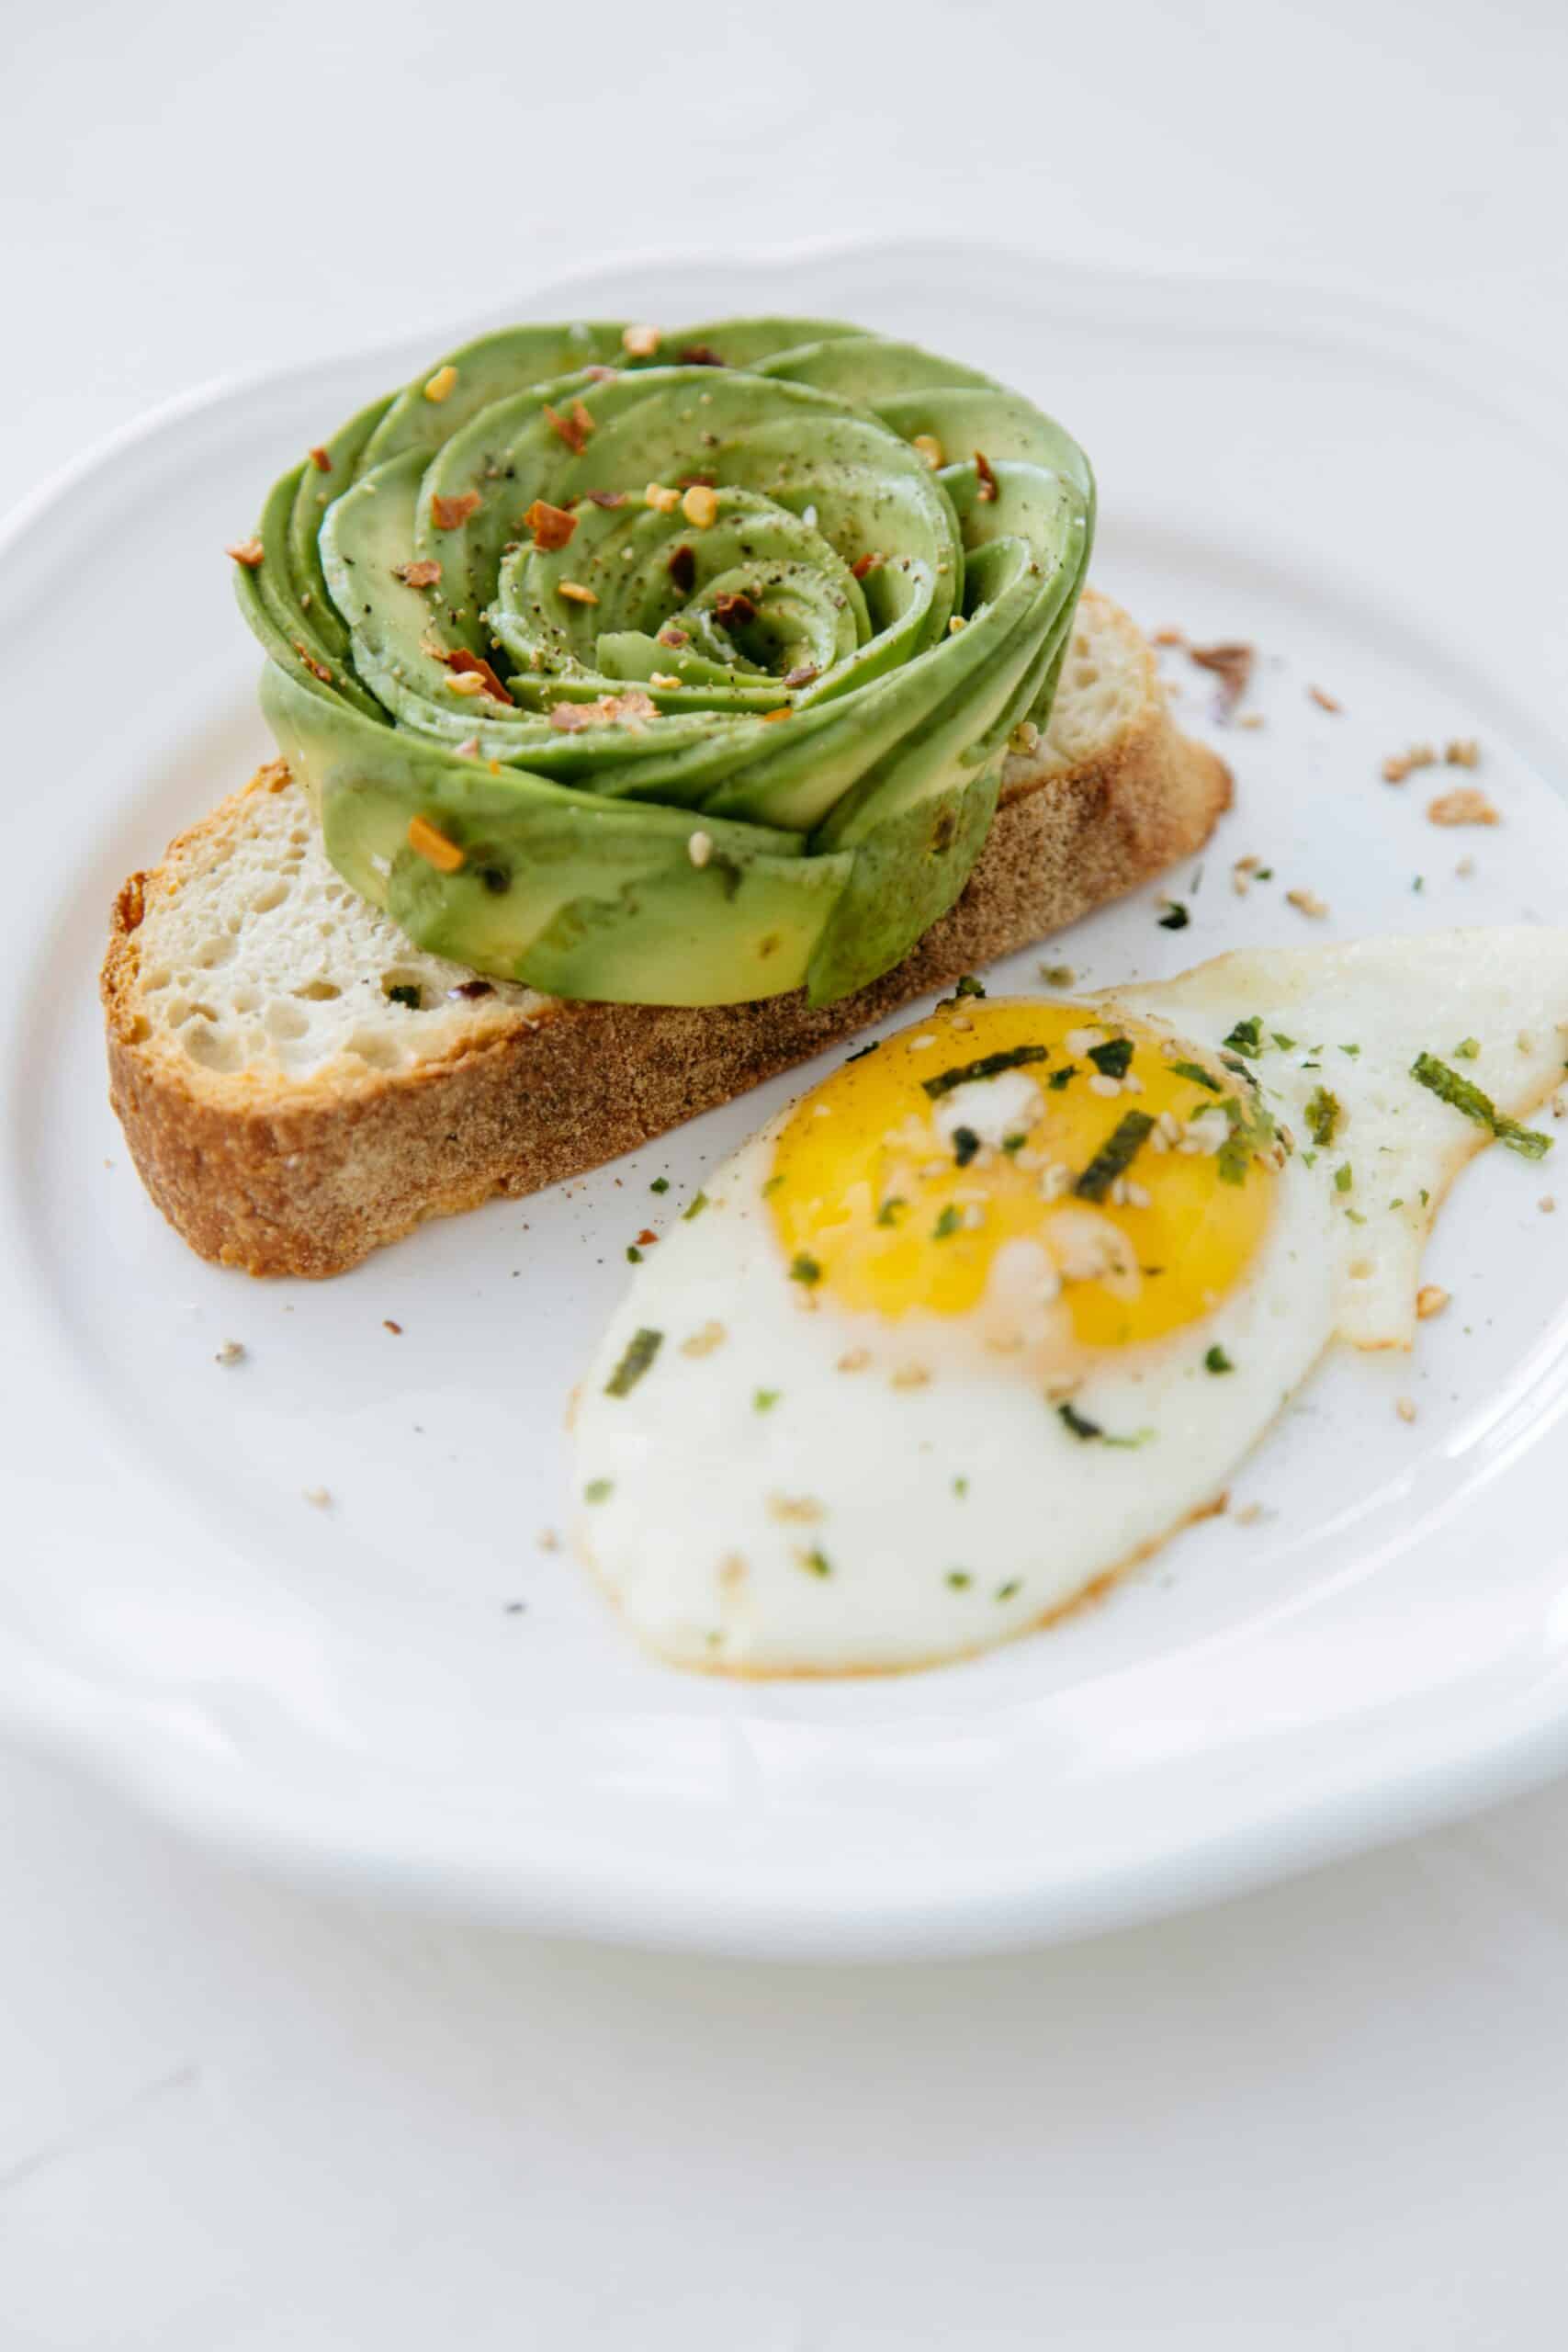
left=236, top=315, right=1094, bottom=1004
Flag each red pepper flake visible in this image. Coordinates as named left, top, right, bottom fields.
left=430, top=490, right=481, bottom=531
left=227, top=537, right=265, bottom=567
left=667, top=543, right=697, bottom=593
left=851, top=552, right=884, bottom=581
left=1307, top=684, right=1342, bottom=712
left=442, top=648, right=515, bottom=705
left=383, top=1319, right=403, bottom=1335
left=308, top=444, right=333, bottom=473
left=581, top=365, right=618, bottom=383
left=714, top=591, right=758, bottom=628
left=1188, top=640, right=1255, bottom=718
left=544, top=401, right=594, bottom=454
left=656, top=624, right=690, bottom=648
left=678, top=345, right=726, bottom=367
left=583, top=488, right=628, bottom=508
left=675, top=469, right=717, bottom=490
left=784, top=663, right=819, bottom=689
left=291, top=639, right=333, bottom=684
left=523, top=498, right=579, bottom=552
left=974, top=449, right=998, bottom=503
left=452, top=978, right=495, bottom=999
left=394, top=558, right=443, bottom=588
left=636, top=1227, right=659, bottom=1246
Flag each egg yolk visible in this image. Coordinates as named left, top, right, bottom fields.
left=768, top=995, right=1279, bottom=1347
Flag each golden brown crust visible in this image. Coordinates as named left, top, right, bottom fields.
left=103, top=673, right=1229, bottom=1279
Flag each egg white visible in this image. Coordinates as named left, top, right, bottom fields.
left=574, top=928, right=1568, bottom=1676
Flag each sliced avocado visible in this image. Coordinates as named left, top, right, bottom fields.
left=237, top=317, right=1095, bottom=1004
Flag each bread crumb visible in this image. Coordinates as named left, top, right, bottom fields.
left=1444, top=738, right=1481, bottom=767
left=1382, top=744, right=1437, bottom=784
left=1416, top=1283, right=1450, bottom=1320
left=537, top=1528, right=560, bottom=1551
left=1540, top=1196, right=1557, bottom=1215
left=303, top=1486, right=333, bottom=1509
left=1285, top=887, right=1329, bottom=919
left=1232, top=1501, right=1270, bottom=1526
left=1308, top=684, right=1341, bottom=712
left=383, top=1318, right=402, bottom=1335
left=214, top=1340, right=246, bottom=1367
left=1427, top=787, right=1500, bottom=827
left=1395, top=1396, right=1417, bottom=1424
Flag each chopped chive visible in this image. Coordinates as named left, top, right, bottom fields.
left=584, top=1478, right=614, bottom=1504
left=945, top=1570, right=973, bottom=1590
left=1058, top=1399, right=1101, bottom=1440
left=753, top=1387, right=781, bottom=1412
left=386, top=983, right=421, bottom=1010
left=682, top=1191, right=709, bottom=1220
left=1088, top=1037, right=1134, bottom=1080
left=789, top=1252, right=822, bottom=1284
left=1270, top=1031, right=1297, bottom=1051
left=1049, top=1064, right=1078, bottom=1091
left=626, top=1244, right=643, bottom=1262
left=952, top=973, right=987, bottom=1000
left=1075, top=1109, right=1156, bottom=1202
left=1335, top=1163, right=1353, bottom=1193
left=1158, top=900, right=1190, bottom=931
left=1204, top=1345, right=1234, bottom=1374
left=1001, top=1133, right=1027, bottom=1155
left=604, top=1327, right=662, bottom=1397
left=1411, top=1052, right=1551, bottom=1159
left=761, top=1173, right=784, bottom=1196
left=953, top=1476, right=968, bottom=1498
left=952, top=1125, right=981, bottom=1168
left=649, top=1176, right=670, bottom=1193
left=1454, top=1037, right=1481, bottom=1061
left=1171, top=1059, right=1222, bottom=1091
left=923, top=1044, right=1049, bottom=1099
left=800, top=1546, right=832, bottom=1577
left=932, top=1204, right=962, bottom=1239
left=996, top=1579, right=1021, bottom=1601
left=844, top=1040, right=879, bottom=1063
left=1338, top=1043, right=1361, bottom=1058
left=1223, top=1016, right=1263, bottom=1059
left=875, top=1196, right=906, bottom=1227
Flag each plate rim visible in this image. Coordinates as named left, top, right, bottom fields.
left=8, top=231, right=1568, bottom=1961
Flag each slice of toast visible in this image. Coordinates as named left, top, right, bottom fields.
left=104, top=590, right=1229, bottom=1277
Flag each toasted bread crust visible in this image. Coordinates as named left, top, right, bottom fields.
left=104, top=632, right=1230, bottom=1277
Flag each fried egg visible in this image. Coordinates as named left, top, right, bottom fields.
left=574, top=929, right=1568, bottom=1675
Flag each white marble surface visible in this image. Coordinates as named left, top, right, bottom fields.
left=6, top=0, right=1568, bottom=2341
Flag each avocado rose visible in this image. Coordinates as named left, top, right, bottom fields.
left=234, top=317, right=1093, bottom=1005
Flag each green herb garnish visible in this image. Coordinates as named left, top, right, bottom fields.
left=996, top=1579, right=1021, bottom=1602
left=682, top=1190, right=709, bottom=1220
left=844, top=1040, right=880, bottom=1063
left=790, top=1252, right=822, bottom=1284
left=753, top=1388, right=781, bottom=1413
left=1171, top=1059, right=1221, bottom=1092
left=1338, top=1043, right=1361, bottom=1058
left=1075, top=1110, right=1156, bottom=1202
left=1001, top=1133, right=1027, bottom=1155
left=1056, top=1401, right=1153, bottom=1448
left=1271, top=1032, right=1297, bottom=1051
left=1334, top=1163, right=1353, bottom=1193
left=953, top=1476, right=968, bottom=1498
left=800, top=1546, right=832, bottom=1577
left=1158, top=901, right=1190, bottom=931
left=1305, top=1085, right=1341, bottom=1147
left=1040, top=963, right=1075, bottom=988
left=584, top=1478, right=614, bottom=1504
left=1088, top=1037, right=1134, bottom=1080
left=1224, top=1015, right=1263, bottom=1059
left=626, top=1244, right=643, bottom=1262
left=932, top=1204, right=963, bottom=1240
left=1049, top=1064, right=1078, bottom=1091
left=945, top=1570, right=973, bottom=1590
left=952, top=973, right=987, bottom=1000
left=1411, top=1052, right=1552, bottom=1159
left=1204, top=1345, right=1234, bottom=1374
left=1216, top=1093, right=1277, bottom=1186
left=952, top=1125, right=981, bottom=1168
left=649, top=1176, right=670, bottom=1193
left=923, top=1044, right=1049, bottom=1100
left=604, top=1327, right=663, bottom=1397
left=875, top=1196, right=906, bottom=1227
left=1454, top=1037, right=1481, bottom=1061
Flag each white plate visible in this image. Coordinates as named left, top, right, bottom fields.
left=6, top=238, right=1568, bottom=1961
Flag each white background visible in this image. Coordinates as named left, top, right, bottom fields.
left=6, top=1, right=1568, bottom=2342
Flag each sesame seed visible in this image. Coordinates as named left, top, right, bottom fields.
left=622, top=323, right=661, bottom=358
left=423, top=364, right=458, bottom=403
left=1395, top=1396, right=1418, bottom=1423
left=557, top=580, right=598, bottom=605
left=682, top=483, right=719, bottom=527
left=687, top=830, right=714, bottom=868
left=1088, top=1073, right=1122, bottom=1098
